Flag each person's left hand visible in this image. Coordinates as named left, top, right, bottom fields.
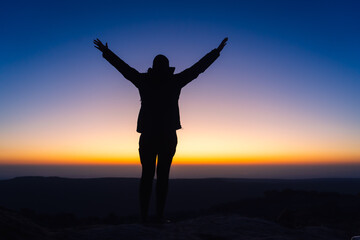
left=94, top=38, right=108, bottom=52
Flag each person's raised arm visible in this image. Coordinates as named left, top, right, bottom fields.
left=94, top=38, right=141, bottom=87
left=176, top=37, right=228, bottom=88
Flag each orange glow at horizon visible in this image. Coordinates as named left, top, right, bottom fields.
left=1, top=116, right=359, bottom=165
left=0, top=77, right=359, bottom=166
left=1, top=152, right=359, bottom=166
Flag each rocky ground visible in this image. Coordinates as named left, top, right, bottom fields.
left=62, top=215, right=347, bottom=240
left=1, top=208, right=348, bottom=240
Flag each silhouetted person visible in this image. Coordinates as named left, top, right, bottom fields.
left=94, top=37, right=228, bottom=223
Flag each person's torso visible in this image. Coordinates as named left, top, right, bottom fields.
left=136, top=73, right=182, bottom=132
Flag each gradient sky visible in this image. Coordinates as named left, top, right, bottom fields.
left=0, top=1, right=359, bottom=176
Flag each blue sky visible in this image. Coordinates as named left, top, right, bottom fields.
left=0, top=0, right=359, bottom=177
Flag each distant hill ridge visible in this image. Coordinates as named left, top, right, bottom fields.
left=1, top=177, right=360, bottom=218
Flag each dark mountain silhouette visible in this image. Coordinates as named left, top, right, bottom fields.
left=1, top=177, right=359, bottom=239
left=0, top=177, right=358, bottom=218
left=1, top=177, right=360, bottom=218
left=208, top=189, right=360, bottom=233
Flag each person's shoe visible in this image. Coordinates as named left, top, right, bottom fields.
left=140, top=216, right=149, bottom=225
left=155, top=217, right=171, bottom=224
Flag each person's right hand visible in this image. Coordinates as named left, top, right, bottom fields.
left=94, top=38, right=108, bottom=52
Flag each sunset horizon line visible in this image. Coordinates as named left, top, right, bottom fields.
left=1, top=156, right=359, bottom=165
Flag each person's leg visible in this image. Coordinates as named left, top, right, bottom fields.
left=156, top=131, right=177, bottom=220
left=139, top=133, right=157, bottom=222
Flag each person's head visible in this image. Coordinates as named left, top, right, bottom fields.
left=149, top=54, right=175, bottom=75
left=152, top=54, right=169, bottom=70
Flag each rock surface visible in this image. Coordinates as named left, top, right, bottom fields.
left=0, top=206, right=348, bottom=240
left=0, top=207, right=52, bottom=240
left=61, top=215, right=346, bottom=240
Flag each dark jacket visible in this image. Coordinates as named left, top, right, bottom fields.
left=103, top=48, right=220, bottom=133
